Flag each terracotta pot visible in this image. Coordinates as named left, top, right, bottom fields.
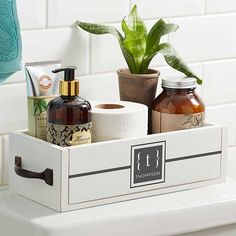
left=117, top=68, right=160, bottom=107
left=117, top=68, right=160, bottom=134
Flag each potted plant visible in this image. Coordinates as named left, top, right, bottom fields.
left=77, top=5, right=202, bottom=107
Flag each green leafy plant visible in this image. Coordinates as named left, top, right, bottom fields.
left=77, top=5, right=202, bottom=84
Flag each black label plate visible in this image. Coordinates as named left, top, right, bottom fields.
left=131, top=141, right=166, bottom=188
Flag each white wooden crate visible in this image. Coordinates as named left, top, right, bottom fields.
left=9, top=124, right=227, bottom=212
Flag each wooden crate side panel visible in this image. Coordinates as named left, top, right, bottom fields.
left=69, top=154, right=221, bottom=204
left=60, top=149, right=69, bottom=211
left=220, top=126, right=228, bottom=181
left=9, top=132, right=66, bottom=211
left=69, top=126, right=222, bottom=175
left=64, top=178, right=224, bottom=212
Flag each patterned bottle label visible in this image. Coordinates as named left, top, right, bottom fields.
left=47, top=122, right=92, bottom=147
left=152, top=111, right=205, bottom=133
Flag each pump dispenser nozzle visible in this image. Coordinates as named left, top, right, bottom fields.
left=52, top=66, right=79, bottom=96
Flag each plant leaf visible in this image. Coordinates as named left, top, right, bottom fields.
left=158, top=43, right=202, bottom=84
left=121, top=5, right=147, bottom=73
left=146, top=19, right=179, bottom=55
left=77, top=21, right=137, bottom=73
left=77, top=21, right=122, bottom=38
left=139, top=19, right=179, bottom=74
left=139, top=50, right=158, bottom=74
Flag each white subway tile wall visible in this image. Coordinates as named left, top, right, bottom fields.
left=132, top=0, right=205, bottom=19
left=48, top=0, right=130, bottom=27
left=0, top=83, right=27, bottom=134
left=21, top=28, right=90, bottom=75
left=90, top=24, right=127, bottom=74
left=203, top=59, right=236, bottom=105
left=79, top=73, right=120, bottom=102
left=17, top=0, right=46, bottom=30
left=206, top=104, right=236, bottom=147
left=206, top=0, right=236, bottom=13
left=0, top=0, right=236, bottom=185
left=169, top=14, right=236, bottom=62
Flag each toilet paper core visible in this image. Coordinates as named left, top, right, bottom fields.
left=95, top=104, right=125, bottom=109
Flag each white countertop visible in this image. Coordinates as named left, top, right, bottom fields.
left=1, top=178, right=236, bottom=236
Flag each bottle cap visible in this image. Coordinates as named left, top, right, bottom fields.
left=52, top=66, right=79, bottom=96
left=162, top=77, right=197, bottom=89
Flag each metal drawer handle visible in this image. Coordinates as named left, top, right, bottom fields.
left=14, top=156, right=53, bottom=186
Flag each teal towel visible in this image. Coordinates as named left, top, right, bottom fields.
left=0, top=0, right=22, bottom=83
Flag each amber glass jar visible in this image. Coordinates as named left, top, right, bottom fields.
left=152, top=77, right=205, bottom=133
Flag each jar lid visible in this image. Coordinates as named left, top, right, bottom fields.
left=162, top=77, right=197, bottom=89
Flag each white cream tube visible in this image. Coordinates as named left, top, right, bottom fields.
left=25, top=61, right=61, bottom=140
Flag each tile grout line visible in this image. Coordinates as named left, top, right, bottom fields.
left=2, top=57, right=236, bottom=86
left=20, top=11, right=236, bottom=31
left=165, top=11, right=236, bottom=21
left=234, top=102, right=236, bottom=147
left=45, top=0, right=49, bottom=28
left=204, top=0, right=208, bottom=14
left=86, top=57, right=236, bottom=76
left=129, top=0, right=132, bottom=11
left=201, top=62, right=205, bottom=101
left=6, top=56, right=234, bottom=83
left=89, top=35, right=92, bottom=74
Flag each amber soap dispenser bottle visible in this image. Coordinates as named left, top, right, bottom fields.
left=47, top=66, right=92, bottom=147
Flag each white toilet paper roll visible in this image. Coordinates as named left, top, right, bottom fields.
left=91, top=101, right=148, bottom=142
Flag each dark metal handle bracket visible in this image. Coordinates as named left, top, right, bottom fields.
left=15, top=156, right=53, bottom=186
